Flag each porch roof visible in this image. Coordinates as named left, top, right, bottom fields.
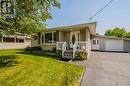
left=45, top=22, right=97, bottom=35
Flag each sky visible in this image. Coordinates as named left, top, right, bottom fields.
left=46, top=0, right=130, bottom=35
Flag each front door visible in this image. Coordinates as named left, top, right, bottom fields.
left=70, top=31, right=80, bottom=48
left=92, top=39, right=99, bottom=50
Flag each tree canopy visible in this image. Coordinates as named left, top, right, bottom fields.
left=104, top=27, right=130, bottom=38
left=0, top=0, right=60, bottom=36
left=96, top=33, right=100, bottom=35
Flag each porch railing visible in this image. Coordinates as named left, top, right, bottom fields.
left=72, top=41, right=91, bottom=58
left=56, top=42, right=66, bottom=57
left=77, top=41, right=91, bottom=52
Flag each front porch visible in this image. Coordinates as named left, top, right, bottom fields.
left=32, top=29, right=92, bottom=59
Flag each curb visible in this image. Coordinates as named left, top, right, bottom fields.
left=78, top=66, right=86, bottom=86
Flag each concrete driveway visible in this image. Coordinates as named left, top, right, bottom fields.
left=70, top=51, right=130, bottom=86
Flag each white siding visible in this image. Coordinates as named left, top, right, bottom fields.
left=0, top=42, right=30, bottom=50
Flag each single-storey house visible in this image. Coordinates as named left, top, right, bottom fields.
left=0, top=34, right=31, bottom=50
left=31, top=22, right=130, bottom=59
left=31, top=22, right=96, bottom=59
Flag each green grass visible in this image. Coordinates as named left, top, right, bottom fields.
left=0, top=49, right=84, bottom=86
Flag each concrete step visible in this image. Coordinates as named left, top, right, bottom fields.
left=64, top=52, right=73, bottom=57
left=62, top=56, right=73, bottom=59
left=64, top=54, right=73, bottom=57
left=63, top=49, right=73, bottom=58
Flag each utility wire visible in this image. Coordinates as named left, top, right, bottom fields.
left=89, top=0, right=114, bottom=21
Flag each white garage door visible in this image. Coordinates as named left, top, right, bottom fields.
left=105, top=39, right=124, bottom=51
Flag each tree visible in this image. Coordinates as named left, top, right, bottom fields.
left=104, top=27, right=130, bottom=38
left=0, top=0, right=60, bottom=35
left=123, top=32, right=130, bottom=38
left=96, top=33, right=100, bottom=35
left=104, top=29, right=112, bottom=36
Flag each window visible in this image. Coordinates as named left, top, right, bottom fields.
left=45, top=33, right=52, bottom=43
left=16, top=38, right=24, bottom=43
left=53, top=32, right=56, bottom=43
left=44, top=32, right=56, bottom=44
left=34, top=36, right=37, bottom=40
left=93, top=40, right=96, bottom=45
left=93, top=40, right=99, bottom=45
left=3, top=37, right=14, bottom=42
left=97, top=40, right=99, bottom=44
left=72, top=35, right=76, bottom=44
left=42, top=35, right=44, bottom=43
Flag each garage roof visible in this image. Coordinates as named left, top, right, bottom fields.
left=95, top=35, right=130, bottom=41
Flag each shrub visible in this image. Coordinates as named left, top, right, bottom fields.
left=55, top=50, right=62, bottom=58
left=33, top=50, right=56, bottom=57
left=75, top=51, right=88, bottom=61
left=0, top=55, right=18, bottom=68
left=25, top=46, right=32, bottom=51
left=52, top=47, right=56, bottom=53
left=25, top=46, right=42, bottom=51
left=45, top=50, right=52, bottom=52
left=31, top=46, right=42, bottom=51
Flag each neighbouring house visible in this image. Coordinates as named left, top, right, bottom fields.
left=0, top=34, right=31, bottom=50
left=31, top=22, right=130, bottom=59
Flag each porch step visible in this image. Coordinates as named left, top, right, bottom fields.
left=62, top=56, right=73, bottom=59
left=64, top=50, right=73, bottom=53
left=63, top=50, right=73, bottom=59
left=64, top=53, right=73, bottom=57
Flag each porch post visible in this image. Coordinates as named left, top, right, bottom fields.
left=86, top=28, right=91, bottom=41
left=85, top=28, right=88, bottom=41
left=88, top=31, right=90, bottom=41
left=59, top=31, right=64, bottom=42
left=59, top=31, right=61, bottom=41
left=40, top=32, right=42, bottom=47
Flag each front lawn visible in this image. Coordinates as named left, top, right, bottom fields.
left=0, top=49, right=84, bottom=86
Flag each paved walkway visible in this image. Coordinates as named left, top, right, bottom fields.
left=70, top=51, right=130, bottom=86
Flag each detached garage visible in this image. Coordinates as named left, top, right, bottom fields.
left=92, top=35, right=130, bottom=52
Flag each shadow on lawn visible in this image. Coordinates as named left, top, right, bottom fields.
left=16, top=50, right=71, bottom=62
left=0, top=55, right=19, bottom=68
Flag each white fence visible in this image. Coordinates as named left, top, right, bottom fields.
left=0, top=42, right=30, bottom=50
